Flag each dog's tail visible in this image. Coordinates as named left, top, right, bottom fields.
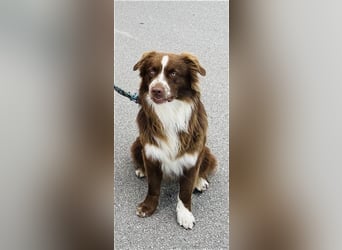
left=199, top=146, right=217, bottom=179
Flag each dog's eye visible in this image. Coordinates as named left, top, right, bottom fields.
left=169, top=71, right=177, bottom=78
left=148, top=69, right=156, bottom=77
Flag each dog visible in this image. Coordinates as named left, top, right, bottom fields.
left=131, top=51, right=217, bottom=229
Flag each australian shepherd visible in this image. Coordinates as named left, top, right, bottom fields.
left=131, top=51, right=217, bottom=229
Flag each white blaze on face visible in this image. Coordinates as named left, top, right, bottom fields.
left=149, top=55, right=171, bottom=97
left=161, top=55, right=168, bottom=71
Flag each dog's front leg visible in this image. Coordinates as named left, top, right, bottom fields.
left=177, top=166, right=198, bottom=229
left=136, top=154, right=162, bottom=218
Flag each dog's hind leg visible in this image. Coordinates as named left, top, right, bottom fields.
left=195, top=146, right=217, bottom=192
left=131, top=137, right=146, bottom=178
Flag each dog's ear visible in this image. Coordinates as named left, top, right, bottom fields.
left=181, top=52, right=206, bottom=76
left=133, top=51, right=157, bottom=71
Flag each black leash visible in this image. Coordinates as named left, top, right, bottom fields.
left=114, top=84, right=139, bottom=104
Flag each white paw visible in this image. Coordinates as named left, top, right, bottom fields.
left=136, top=206, right=146, bottom=217
left=195, top=177, right=209, bottom=192
left=176, top=198, right=195, bottom=229
left=135, top=168, right=145, bottom=178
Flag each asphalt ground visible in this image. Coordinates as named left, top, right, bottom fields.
left=114, top=1, right=228, bottom=249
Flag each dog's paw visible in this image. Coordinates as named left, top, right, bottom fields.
left=176, top=199, right=195, bottom=229
left=195, top=177, right=209, bottom=192
left=135, top=168, right=145, bottom=178
left=136, top=202, right=155, bottom=218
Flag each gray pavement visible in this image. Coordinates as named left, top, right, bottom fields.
left=114, top=1, right=228, bottom=249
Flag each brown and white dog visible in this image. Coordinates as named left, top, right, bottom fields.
left=131, top=51, right=217, bottom=229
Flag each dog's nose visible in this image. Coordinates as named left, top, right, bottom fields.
left=151, top=86, right=165, bottom=98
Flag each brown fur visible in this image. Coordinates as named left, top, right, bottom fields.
left=131, top=51, right=217, bottom=222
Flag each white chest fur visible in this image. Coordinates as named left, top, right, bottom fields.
left=144, top=97, right=198, bottom=177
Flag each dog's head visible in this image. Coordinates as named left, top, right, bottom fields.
left=134, top=51, right=206, bottom=104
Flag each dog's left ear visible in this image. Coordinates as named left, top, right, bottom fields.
left=133, top=51, right=157, bottom=71
left=181, top=52, right=206, bottom=76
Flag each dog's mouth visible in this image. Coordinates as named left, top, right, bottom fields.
left=151, top=96, right=175, bottom=104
